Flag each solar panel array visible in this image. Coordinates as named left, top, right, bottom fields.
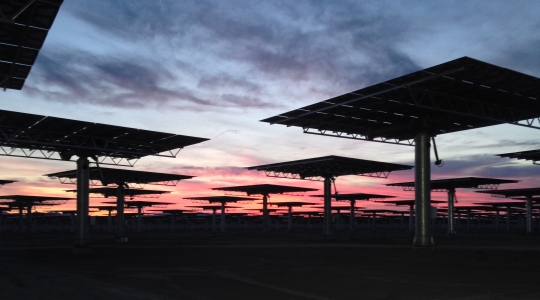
left=46, top=167, right=194, bottom=186
left=387, top=177, right=519, bottom=191
left=248, top=155, right=413, bottom=181
left=262, top=57, right=540, bottom=145
left=0, top=0, right=64, bottom=90
left=498, top=149, right=540, bottom=164
left=66, top=187, right=171, bottom=198
left=0, top=109, right=208, bottom=164
left=309, top=193, right=395, bottom=201
left=477, top=188, right=540, bottom=198
left=212, top=184, right=318, bottom=196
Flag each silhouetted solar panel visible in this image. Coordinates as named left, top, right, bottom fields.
left=477, top=188, right=540, bottom=198
left=102, top=200, right=173, bottom=208
left=269, top=201, right=316, bottom=207
left=46, top=167, right=194, bottom=186
left=387, top=177, right=518, bottom=190
left=212, top=184, right=318, bottom=196
left=0, top=195, right=72, bottom=205
left=248, top=155, right=412, bottom=181
left=262, top=57, right=540, bottom=145
left=66, top=187, right=171, bottom=198
left=184, top=196, right=257, bottom=203
left=0, top=0, right=64, bottom=89
left=310, top=193, right=395, bottom=201
left=377, top=199, right=445, bottom=206
left=0, top=109, right=209, bottom=165
left=498, top=149, right=540, bottom=164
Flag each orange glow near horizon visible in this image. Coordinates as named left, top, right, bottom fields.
left=1, top=156, right=532, bottom=217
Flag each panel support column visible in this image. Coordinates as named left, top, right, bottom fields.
left=287, top=206, right=293, bottom=232
left=447, top=188, right=456, bottom=235
left=220, top=202, right=226, bottom=232
left=107, top=210, right=112, bottom=232
left=506, top=206, right=511, bottom=232
left=116, top=185, right=127, bottom=242
left=170, top=212, right=176, bottom=232
left=75, top=156, right=90, bottom=250
left=211, top=208, right=217, bottom=232
left=413, top=131, right=433, bottom=247
left=408, top=205, right=414, bottom=232
left=262, top=194, right=269, bottom=233
left=526, top=195, right=532, bottom=233
left=350, top=199, right=356, bottom=232
left=136, top=206, right=142, bottom=233
left=323, top=177, right=332, bottom=237
left=17, top=207, right=23, bottom=231
left=26, top=204, right=32, bottom=233
left=495, top=208, right=500, bottom=230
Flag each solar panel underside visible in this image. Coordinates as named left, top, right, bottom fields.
left=0, top=109, right=208, bottom=159
left=262, top=57, right=540, bottom=144
left=0, top=0, right=64, bottom=89
left=498, top=149, right=540, bottom=162
left=249, top=155, right=412, bottom=178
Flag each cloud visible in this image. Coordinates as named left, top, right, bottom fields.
left=46, top=1, right=424, bottom=108
left=26, top=49, right=282, bottom=110
left=500, top=38, right=540, bottom=77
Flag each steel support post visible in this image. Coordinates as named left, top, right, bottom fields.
left=323, top=177, right=332, bottom=237
left=262, top=194, right=269, bottom=233
left=336, top=210, right=341, bottom=231
left=467, top=209, right=471, bottom=232
left=447, top=188, right=456, bottom=235
left=75, top=156, right=90, bottom=249
left=457, top=211, right=461, bottom=230
left=526, top=195, right=532, bottom=233
left=211, top=209, right=216, bottom=232
left=107, top=210, right=112, bottom=232
left=408, top=205, right=414, bottom=232
left=170, top=213, right=176, bottom=232
left=287, top=206, right=293, bottom=231
left=220, top=202, right=226, bottom=232
left=350, top=199, right=356, bottom=232
left=116, top=185, right=126, bottom=242
left=26, top=205, right=32, bottom=232
left=18, top=207, right=23, bottom=231
left=495, top=208, right=500, bottom=230
left=136, top=206, right=142, bottom=233
left=413, top=131, right=433, bottom=247
left=506, top=206, right=511, bottom=232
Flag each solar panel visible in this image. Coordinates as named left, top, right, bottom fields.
left=309, top=193, right=395, bottom=201
left=262, top=57, right=540, bottom=145
left=0, top=0, right=64, bottom=89
left=498, top=149, right=540, bottom=164
left=0, top=109, right=209, bottom=165
left=66, top=187, right=171, bottom=198
left=248, top=155, right=412, bottom=181
left=387, top=177, right=518, bottom=191
left=212, top=184, right=318, bottom=196
left=46, top=167, right=194, bottom=186
left=0, top=195, right=72, bottom=205
left=183, top=196, right=257, bottom=203
left=477, top=188, right=540, bottom=198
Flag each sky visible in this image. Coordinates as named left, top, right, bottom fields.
left=2, top=0, right=540, bottom=215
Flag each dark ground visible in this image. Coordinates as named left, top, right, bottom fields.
left=1, top=230, right=540, bottom=300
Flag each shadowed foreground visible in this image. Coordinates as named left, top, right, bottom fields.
left=1, top=231, right=540, bottom=300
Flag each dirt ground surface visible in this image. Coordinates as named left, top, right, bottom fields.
left=1, top=230, right=540, bottom=300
